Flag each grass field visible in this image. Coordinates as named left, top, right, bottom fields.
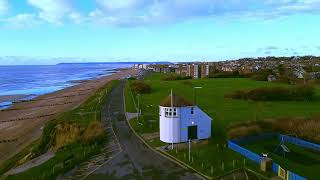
left=125, top=72, right=320, bottom=178
left=1, top=80, right=119, bottom=179
left=242, top=138, right=320, bottom=179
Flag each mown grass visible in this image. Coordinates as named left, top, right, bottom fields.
left=124, top=81, right=137, bottom=113
left=167, top=141, right=274, bottom=179
left=242, top=138, right=320, bottom=179
left=1, top=80, right=119, bottom=179
left=124, top=72, right=320, bottom=178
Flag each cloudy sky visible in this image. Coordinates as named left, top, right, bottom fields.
left=0, top=0, right=320, bottom=65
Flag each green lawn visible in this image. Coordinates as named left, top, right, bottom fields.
left=125, top=72, right=320, bottom=178
left=129, top=73, right=320, bottom=137
left=242, top=138, right=320, bottom=179
left=124, top=81, right=137, bottom=113
left=1, top=80, right=119, bottom=179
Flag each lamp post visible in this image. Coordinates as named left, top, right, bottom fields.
left=193, top=87, right=203, bottom=104
left=188, top=139, right=191, bottom=161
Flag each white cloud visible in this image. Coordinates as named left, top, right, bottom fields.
left=27, top=0, right=76, bottom=24
left=0, top=0, right=9, bottom=15
left=96, top=0, right=148, bottom=11
left=2, top=0, right=320, bottom=27
left=88, top=0, right=320, bottom=27
left=5, top=13, right=39, bottom=28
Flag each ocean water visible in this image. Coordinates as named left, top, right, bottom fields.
left=0, top=63, right=132, bottom=109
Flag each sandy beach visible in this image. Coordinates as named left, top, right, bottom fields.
left=0, top=95, right=33, bottom=103
left=0, top=68, right=139, bottom=165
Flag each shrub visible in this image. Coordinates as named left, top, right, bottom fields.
left=225, top=85, right=315, bottom=101
left=131, top=80, right=151, bottom=93
left=82, top=121, right=106, bottom=144
left=209, top=70, right=250, bottom=78
left=272, top=117, right=320, bottom=143
left=251, top=69, right=273, bottom=81
left=182, top=80, right=193, bottom=86
left=161, top=74, right=192, bottom=81
left=227, top=125, right=262, bottom=139
left=227, top=117, right=320, bottom=143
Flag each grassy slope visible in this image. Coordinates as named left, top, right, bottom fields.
left=243, top=139, right=320, bottom=179
left=125, top=72, right=320, bottom=178
left=2, top=80, right=119, bottom=179
left=124, top=81, right=137, bottom=113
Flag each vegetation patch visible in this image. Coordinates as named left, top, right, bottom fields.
left=251, top=69, right=274, bottom=81
left=225, top=85, right=315, bottom=101
left=161, top=74, right=192, bottom=81
left=209, top=71, right=252, bottom=78
left=125, top=72, right=320, bottom=178
left=227, top=117, right=320, bottom=144
left=1, top=80, right=119, bottom=179
left=131, top=80, right=151, bottom=94
left=242, top=137, right=320, bottom=179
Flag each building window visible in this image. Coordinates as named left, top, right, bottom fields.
left=191, top=107, right=194, bottom=114
left=165, top=108, right=177, bottom=117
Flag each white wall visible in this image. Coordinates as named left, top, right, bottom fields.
left=159, top=105, right=212, bottom=143
left=159, top=106, right=181, bottom=143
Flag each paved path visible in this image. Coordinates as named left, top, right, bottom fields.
left=126, top=112, right=139, bottom=121
left=5, top=152, right=55, bottom=176
left=86, top=80, right=201, bottom=180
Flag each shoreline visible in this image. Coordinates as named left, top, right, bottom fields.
left=0, top=68, right=123, bottom=111
left=0, top=68, right=139, bottom=165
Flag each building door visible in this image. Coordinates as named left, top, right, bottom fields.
left=188, top=126, right=198, bottom=140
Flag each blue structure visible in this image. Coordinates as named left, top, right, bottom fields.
left=227, top=134, right=313, bottom=180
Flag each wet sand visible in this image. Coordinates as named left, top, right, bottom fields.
left=0, top=95, right=32, bottom=103
left=0, top=68, right=139, bottom=165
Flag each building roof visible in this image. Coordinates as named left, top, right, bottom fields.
left=160, top=93, right=194, bottom=107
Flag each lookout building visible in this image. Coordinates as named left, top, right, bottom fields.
left=159, top=91, right=212, bottom=143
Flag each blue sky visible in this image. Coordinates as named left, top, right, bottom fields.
left=0, top=0, right=320, bottom=65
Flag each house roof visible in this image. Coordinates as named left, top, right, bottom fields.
left=160, top=93, right=194, bottom=107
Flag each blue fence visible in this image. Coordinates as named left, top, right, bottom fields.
left=288, top=171, right=307, bottom=180
left=280, top=135, right=320, bottom=152
left=228, top=141, right=262, bottom=164
left=272, top=162, right=279, bottom=174
left=228, top=134, right=312, bottom=180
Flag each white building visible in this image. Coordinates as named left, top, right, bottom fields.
left=159, top=92, right=212, bottom=143
left=194, top=64, right=199, bottom=79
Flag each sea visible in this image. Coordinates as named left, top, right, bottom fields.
left=0, top=63, right=133, bottom=110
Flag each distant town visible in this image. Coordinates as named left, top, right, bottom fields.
left=134, top=56, right=320, bottom=83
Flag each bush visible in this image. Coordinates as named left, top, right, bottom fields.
left=227, top=117, right=320, bottom=143
left=251, top=69, right=273, bottom=81
left=82, top=121, right=106, bottom=144
left=182, top=80, right=193, bottom=86
left=225, top=85, right=315, bottom=101
left=227, top=125, right=262, bottom=139
left=209, top=71, right=250, bottom=78
left=161, top=74, right=192, bottom=81
left=131, top=80, right=151, bottom=93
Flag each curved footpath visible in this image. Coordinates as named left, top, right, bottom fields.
left=85, top=80, right=201, bottom=180
left=0, top=69, right=138, bottom=165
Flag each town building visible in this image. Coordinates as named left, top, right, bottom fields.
left=159, top=91, right=212, bottom=143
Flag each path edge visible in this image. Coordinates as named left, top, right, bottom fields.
left=122, top=80, right=211, bottom=180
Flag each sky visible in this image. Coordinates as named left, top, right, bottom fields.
left=0, top=0, right=320, bottom=65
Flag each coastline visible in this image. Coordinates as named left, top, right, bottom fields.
left=0, top=68, right=139, bottom=165
left=0, top=68, right=122, bottom=111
